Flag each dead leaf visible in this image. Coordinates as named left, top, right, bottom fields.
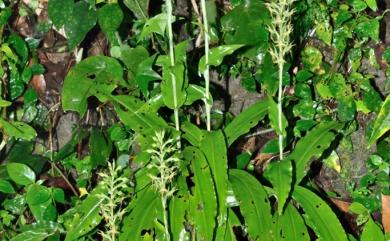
left=330, top=198, right=351, bottom=213
left=382, top=194, right=390, bottom=233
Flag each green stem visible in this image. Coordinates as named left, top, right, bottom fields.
left=278, top=62, right=284, bottom=160
left=166, top=0, right=181, bottom=147
left=200, top=0, right=211, bottom=131
left=161, top=196, right=171, bottom=241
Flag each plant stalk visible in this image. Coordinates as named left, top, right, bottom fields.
left=200, top=0, right=211, bottom=131
left=166, top=0, right=181, bottom=147
left=278, top=62, right=284, bottom=160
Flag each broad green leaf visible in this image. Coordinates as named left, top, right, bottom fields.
left=184, top=147, right=217, bottom=241
left=123, top=0, right=149, bottom=19
left=11, top=221, right=62, bottom=241
left=119, top=188, right=161, bottom=241
left=110, top=95, right=167, bottom=133
left=26, top=184, right=51, bottom=205
left=364, top=0, right=377, bottom=11
left=64, top=186, right=104, bottom=241
left=302, top=46, right=323, bottom=74
left=184, top=84, right=208, bottom=106
left=221, top=1, right=269, bottom=49
left=161, top=62, right=188, bottom=109
left=0, top=119, right=37, bottom=141
left=293, top=186, right=349, bottom=241
left=361, top=218, right=385, bottom=241
left=135, top=55, right=161, bottom=94
left=264, top=160, right=292, bottom=215
left=139, top=13, right=169, bottom=39
left=0, top=179, right=15, bottom=193
left=97, top=3, right=123, bottom=44
left=64, top=1, right=97, bottom=49
left=273, top=204, right=309, bottom=241
left=62, top=56, right=123, bottom=117
left=89, top=128, right=112, bottom=167
left=0, top=7, right=12, bottom=27
left=229, top=169, right=273, bottom=241
left=7, top=34, right=29, bottom=65
left=200, top=131, right=228, bottom=238
left=117, top=45, right=149, bottom=78
left=48, top=0, right=73, bottom=29
left=355, top=17, right=379, bottom=42
left=6, top=163, right=36, bottom=186
left=287, top=121, right=341, bottom=185
left=199, top=45, right=244, bottom=73
left=368, top=95, right=390, bottom=146
left=224, top=98, right=269, bottom=146
left=315, top=21, right=332, bottom=46
left=268, top=95, right=288, bottom=136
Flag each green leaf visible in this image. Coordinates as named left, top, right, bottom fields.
left=139, top=13, right=169, bottom=39
left=97, top=3, right=123, bottom=44
left=364, top=0, right=377, bottom=11
left=287, top=121, right=342, bottom=185
left=200, top=131, right=228, bottom=238
left=268, top=95, right=288, bottom=136
left=229, top=169, right=273, bottom=241
left=119, top=188, right=161, bottom=241
left=11, top=221, right=62, bottom=241
left=293, top=186, right=349, bottom=241
left=26, top=184, right=51, bottom=205
left=48, top=0, right=73, bottom=29
left=10, top=231, right=50, bottom=241
left=0, top=119, right=37, bottom=141
left=368, top=95, right=390, bottom=146
left=89, top=128, right=112, bottom=167
left=315, top=21, right=332, bottom=46
left=135, top=55, right=161, bottom=94
left=355, top=17, right=379, bottom=42
left=64, top=1, right=97, bottom=49
left=161, top=62, right=188, bottom=109
left=361, top=218, right=385, bottom=241
left=184, top=84, right=208, bottom=106
left=224, top=98, right=269, bottom=146
left=221, top=1, right=269, bottom=49
left=7, top=33, right=29, bottom=65
left=169, top=187, right=190, bottom=241
left=118, top=45, right=149, bottom=78
left=123, top=0, right=149, bottom=19
left=184, top=147, right=217, bottom=241
left=264, top=160, right=292, bottom=215
left=0, top=179, right=15, bottom=193
left=273, top=204, right=310, bottom=241
left=63, top=186, right=104, bottom=241
left=302, top=46, right=323, bottom=74
left=0, top=7, right=12, bottom=27
left=182, top=121, right=205, bottom=146
left=110, top=95, right=167, bottom=133
left=199, top=45, right=244, bottom=73
left=6, top=163, right=36, bottom=186
left=62, top=56, right=123, bottom=117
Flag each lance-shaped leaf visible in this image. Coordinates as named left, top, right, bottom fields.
left=184, top=147, right=217, bottom=241
left=199, top=45, right=244, bottom=73
left=229, top=169, right=274, bottom=241
left=200, top=131, right=228, bottom=237
left=182, top=121, right=205, bottom=147
left=109, top=95, right=167, bottom=133
left=287, top=121, right=342, bottom=185
left=224, top=98, right=269, bottom=146
left=119, top=188, right=161, bottom=241
left=169, top=178, right=191, bottom=241
left=264, top=160, right=292, bottom=215
left=368, top=95, right=390, bottom=146
left=161, top=62, right=188, bottom=109
left=293, top=186, right=348, bottom=241
left=224, top=209, right=240, bottom=241
left=361, top=217, right=385, bottom=241
left=273, top=203, right=309, bottom=241
left=268, top=95, right=288, bottom=136
left=64, top=185, right=105, bottom=241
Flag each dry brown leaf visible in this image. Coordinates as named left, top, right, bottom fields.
left=382, top=194, right=390, bottom=233
left=330, top=198, right=351, bottom=213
